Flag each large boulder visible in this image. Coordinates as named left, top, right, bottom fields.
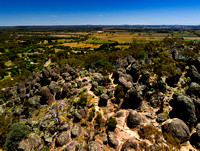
left=88, top=141, right=101, bottom=151
left=107, top=132, right=119, bottom=149
left=61, top=64, right=78, bottom=79
left=18, top=133, right=44, bottom=151
left=156, top=113, right=168, bottom=123
left=190, top=123, right=200, bottom=149
left=187, top=82, right=200, bottom=98
left=127, top=110, right=142, bottom=128
left=166, top=69, right=182, bottom=87
left=116, top=58, right=128, bottom=69
left=39, top=114, right=53, bottom=130
left=58, top=121, right=71, bottom=132
left=28, top=133, right=44, bottom=151
left=169, top=93, right=197, bottom=129
left=28, top=96, right=41, bottom=107
left=162, top=118, right=190, bottom=144
left=98, top=94, right=109, bottom=106
left=121, top=139, right=138, bottom=151
left=186, top=65, right=200, bottom=83
left=126, top=62, right=140, bottom=82
left=56, top=131, right=70, bottom=146
left=121, top=86, right=143, bottom=109
left=118, top=77, right=133, bottom=91
left=71, top=124, right=82, bottom=138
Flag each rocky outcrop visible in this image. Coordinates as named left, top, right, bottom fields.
left=169, top=93, right=197, bottom=129
left=121, top=139, right=138, bottom=151
left=121, top=86, right=143, bottom=109
left=56, top=131, right=70, bottom=146
left=88, top=141, right=101, bottom=151
left=107, top=132, right=119, bottom=149
left=190, top=123, right=200, bottom=149
left=127, top=110, right=142, bottom=128
left=71, top=124, right=82, bottom=138
left=162, top=118, right=190, bottom=144
left=98, top=94, right=109, bottom=106
left=18, top=133, right=44, bottom=151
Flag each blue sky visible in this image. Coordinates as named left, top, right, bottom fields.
left=0, top=0, right=200, bottom=25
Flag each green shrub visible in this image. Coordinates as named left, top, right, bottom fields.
left=95, top=112, right=102, bottom=127
left=5, top=123, right=29, bottom=151
left=107, top=117, right=117, bottom=131
left=163, top=132, right=181, bottom=149
left=88, top=109, right=95, bottom=121
left=138, top=125, right=162, bottom=144
left=0, top=113, right=19, bottom=149
left=94, top=86, right=106, bottom=95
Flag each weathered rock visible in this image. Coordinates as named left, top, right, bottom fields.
left=29, top=133, right=44, bottom=151
left=139, top=70, right=150, bottom=84
left=88, top=101, right=94, bottom=108
left=188, top=82, right=200, bottom=98
left=71, top=124, right=82, bottom=138
left=127, top=62, right=140, bottom=82
left=190, top=123, right=200, bottom=149
left=28, top=96, right=41, bottom=107
left=93, top=73, right=103, bottom=82
left=169, top=93, right=197, bottom=129
left=116, top=58, right=128, bottom=68
left=107, top=132, right=119, bottom=149
left=157, top=79, right=167, bottom=92
left=61, top=64, right=78, bottom=79
left=56, top=131, right=70, bottom=146
left=121, top=139, right=138, bottom=151
left=118, top=77, right=133, bottom=91
left=127, top=110, right=142, bottom=128
left=18, top=139, right=32, bottom=151
left=64, top=141, right=79, bottom=151
left=166, top=69, right=182, bottom=87
left=99, top=94, right=109, bottom=106
left=88, top=141, right=101, bottom=151
left=162, top=118, right=190, bottom=144
left=157, top=113, right=168, bottom=123
left=186, top=65, right=200, bottom=83
left=18, top=133, right=44, bottom=151
left=59, top=121, right=71, bottom=132
left=39, top=114, right=52, bottom=130
left=121, top=86, right=143, bottom=109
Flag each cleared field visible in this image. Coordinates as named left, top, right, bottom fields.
left=59, top=42, right=101, bottom=48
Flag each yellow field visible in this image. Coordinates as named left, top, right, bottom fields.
left=60, top=42, right=101, bottom=48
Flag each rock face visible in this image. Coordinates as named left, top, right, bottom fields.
left=190, top=123, right=200, bottom=149
left=88, top=141, right=101, bottom=151
left=127, top=110, right=142, bottom=128
left=186, top=65, right=200, bottom=83
left=169, top=93, right=197, bottom=129
left=58, top=121, right=71, bottom=132
left=187, top=82, right=200, bottom=98
left=121, top=86, right=143, bottom=109
left=64, top=141, right=79, bottom=151
left=71, top=124, right=82, bottom=138
left=107, top=132, right=119, bottom=149
left=121, top=139, right=138, bottom=151
left=162, top=118, right=190, bottom=144
left=157, top=113, right=168, bottom=123
left=98, top=94, right=109, bottom=106
left=56, top=131, right=70, bottom=146
left=18, top=133, right=44, bottom=151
